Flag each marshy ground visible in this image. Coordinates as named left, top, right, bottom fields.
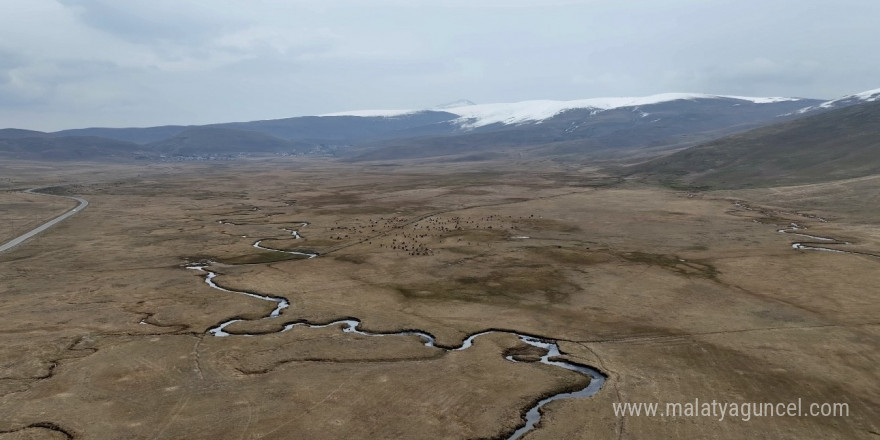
left=0, top=159, right=877, bottom=439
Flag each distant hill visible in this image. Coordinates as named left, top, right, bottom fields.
left=0, top=136, right=151, bottom=161
left=8, top=89, right=880, bottom=162
left=793, top=87, right=880, bottom=115
left=345, top=97, right=817, bottom=161
left=0, top=128, right=50, bottom=139
left=148, top=127, right=305, bottom=156
left=212, top=111, right=459, bottom=144
left=629, top=99, right=880, bottom=189
left=54, top=125, right=188, bottom=144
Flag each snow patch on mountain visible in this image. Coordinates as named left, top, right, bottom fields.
left=848, top=88, right=880, bottom=102
left=796, top=87, right=880, bottom=114
left=322, top=93, right=803, bottom=127
left=444, top=93, right=801, bottom=128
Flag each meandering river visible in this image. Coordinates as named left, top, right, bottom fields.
left=193, top=222, right=606, bottom=440
left=198, top=205, right=879, bottom=437
left=734, top=201, right=880, bottom=259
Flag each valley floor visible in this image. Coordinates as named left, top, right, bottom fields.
left=0, top=159, right=877, bottom=439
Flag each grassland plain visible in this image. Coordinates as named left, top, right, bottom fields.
left=0, top=159, right=877, bottom=439
left=0, top=190, right=76, bottom=245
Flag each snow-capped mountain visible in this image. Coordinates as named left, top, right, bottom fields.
left=634, top=89, right=880, bottom=189
left=323, top=93, right=806, bottom=129
left=346, top=94, right=820, bottom=161
left=795, top=87, right=880, bottom=114
left=10, top=88, right=880, bottom=162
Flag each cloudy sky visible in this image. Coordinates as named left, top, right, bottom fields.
left=2, top=0, right=878, bottom=131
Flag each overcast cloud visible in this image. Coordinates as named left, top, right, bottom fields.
left=1, top=0, right=878, bottom=131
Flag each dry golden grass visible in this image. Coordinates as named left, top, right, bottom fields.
left=0, top=191, right=76, bottom=244
left=0, top=159, right=877, bottom=439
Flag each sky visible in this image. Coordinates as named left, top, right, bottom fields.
left=1, top=0, right=878, bottom=131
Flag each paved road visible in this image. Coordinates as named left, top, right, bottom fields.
left=0, top=189, right=88, bottom=254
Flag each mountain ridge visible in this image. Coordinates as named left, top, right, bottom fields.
left=1, top=88, right=876, bottom=163
left=628, top=98, right=880, bottom=189
left=322, top=93, right=810, bottom=129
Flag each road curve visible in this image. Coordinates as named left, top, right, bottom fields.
left=0, top=189, right=88, bottom=254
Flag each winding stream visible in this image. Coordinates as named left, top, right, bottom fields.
left=734, top=201, right=880, bottom=259
left=282, top=222, right=309, bottom=239
left=777, top=222, right=880, bottom=258
left=195, top=221, right=606, bottom=439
